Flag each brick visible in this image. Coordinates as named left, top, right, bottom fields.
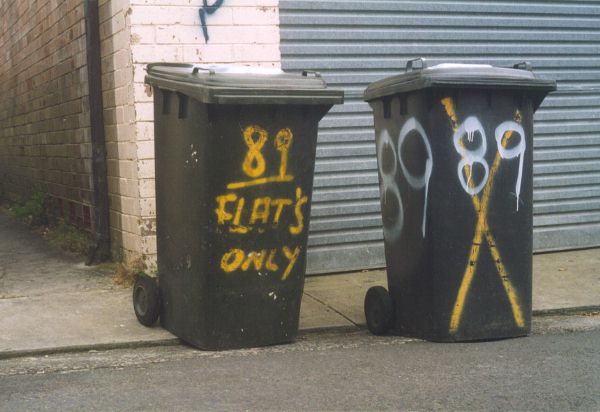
left=232, top=6, right=278, bottom=25
left=133, top=63, right=148, bottom=83
left=182, top=44, right=234, bottom=63
left=137, top=159, right=155, bottom=179
left=140, top=234, right=157, bottom=255
left=120, top=230, right=143, bottom=251
left=135, top=121, right=154, bottom=141
left=110, top=210, right=142, bottom=235
left=109, top=193, right=140, bottom=215
left=135, top=102, right=154, bottom=121
left=134, top=83, right=153, bottom=103
left=131, top=44, right=183, bottom=63
left=138, top=178, right=155, bottom=198
left=201, top=25, right=280, bottom=45
left=107, top=176, right=139, bottom=198
left=129, top=6, right=206, bottom=26
left=130, top=25, right=155, bottom=44
left=139, top=197, right=156, bottom=217
left=233, top=43, right=280, bottom=63
left=136, top=140, right=155, bottom=160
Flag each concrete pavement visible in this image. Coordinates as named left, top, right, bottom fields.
left=1, top=210, right=599, bottom=358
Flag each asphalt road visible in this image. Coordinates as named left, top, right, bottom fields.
left=1, top=314, right=599, bottom=411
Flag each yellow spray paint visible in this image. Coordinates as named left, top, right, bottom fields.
left=241, top=250, right=266, bottom=271
left=214, top=193, right=250, bottom=234
left=215, top=193, right=237, bottom=224
left=226, top=174, right=295, bottom=190
left=217, top=124, right=305, bottom=282
left=230, top=196, right=249, bottom=234
left=289, top=187, right=308, bottom=235
left=227, top=126, right=295, bottom=190
left=275, top=128, right=293, bottom=178
left=281, top=246, right=300, bottom=281
left=241, top=125, right=268, bottom=178
left=441, top=97, right=525, bottom=333
left=249, top=197, right=271, bottom=225
left=220, top=248, right=245, bottom=273
left=219, top=246, right=300, bottom=280
left=265, top=249, right=279, bottom=271
left=214, top=191, right=305, bottom=233
left=271, top=198, right=293, bottom=224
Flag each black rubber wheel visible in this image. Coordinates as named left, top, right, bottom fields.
left=364, top=286, right=394, bottom=335
left=133, top=274, right=160, bottom=327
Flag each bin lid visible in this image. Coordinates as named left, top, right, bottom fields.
left=364, top=59, right=556, bottom=109
left=145, top=63, right=344, bottom=105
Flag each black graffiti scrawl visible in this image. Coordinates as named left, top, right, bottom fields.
left=199, top=0, right=224, bottom=42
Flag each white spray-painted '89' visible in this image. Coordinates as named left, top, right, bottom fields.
left=495, top=121, right=526, bottom=211
left=377, top=117, right=432, bottom=241
left=453, top=116, right=526, bottom=210
left=378, top=127, right=403, bottom=242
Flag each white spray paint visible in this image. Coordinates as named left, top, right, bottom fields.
left=453, top=116, right=489, bottom=195
left=398, top=117, right=433, bottom=237
left=495, top=121, right=526, bottom=211
left=377, top=127, right=403, bottom=242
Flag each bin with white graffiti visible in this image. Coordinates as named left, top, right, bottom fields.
left=141, top=63, right=342, bottom=350
left=363, top=59, right=555, bottom=341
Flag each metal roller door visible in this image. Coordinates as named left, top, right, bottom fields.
left=280, top=0, right=600, bottom=274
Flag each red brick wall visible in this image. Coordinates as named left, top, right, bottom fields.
left=0, top=0, right=92, bottom=229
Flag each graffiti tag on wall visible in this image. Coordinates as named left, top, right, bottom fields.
left=215, top=125, right=307, bottom=281
left=377, top=117, right=432, bottom=241
left=199, top=0, right=224, bottom=42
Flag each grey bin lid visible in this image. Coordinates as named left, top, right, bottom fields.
left=364, top=59, right=556, bottom=110
left=145, top=63, right=344, bottom=105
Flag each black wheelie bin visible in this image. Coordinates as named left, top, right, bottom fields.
left=135, top=64, right=343, bottom=350
left=363, top=59, right=555, bottom=341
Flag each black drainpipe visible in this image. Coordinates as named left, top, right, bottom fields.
left=84, top=0, right=111, bottom=265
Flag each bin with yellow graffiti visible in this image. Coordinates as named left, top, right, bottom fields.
left=143, top=63, right=342, bottom=350
left=363, top=59, right=555, bottom=341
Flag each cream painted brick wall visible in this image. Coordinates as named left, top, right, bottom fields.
left=99, top=0, right=150, bottom=264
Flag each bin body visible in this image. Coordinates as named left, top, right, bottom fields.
left=146, top=64, right=342, bottom=350
left=365, top=61, right=555, bottom=341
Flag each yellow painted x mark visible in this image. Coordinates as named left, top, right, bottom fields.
left=441, top=97, right=525, bottom=334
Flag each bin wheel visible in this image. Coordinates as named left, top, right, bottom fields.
left=133, top=274, right=160, bottom=327
left=364, top=286, right=394, bottom=335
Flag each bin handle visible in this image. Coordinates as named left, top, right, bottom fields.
left=513, top=61, right=532, bottom=71
left=406, top=58, right=427, bottom=72
left=302, top=70, right=322, bottom=78
left=192, top=66, right=216, bottom=75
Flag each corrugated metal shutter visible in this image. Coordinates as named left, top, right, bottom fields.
left=280, top=0, right=600, bottom=274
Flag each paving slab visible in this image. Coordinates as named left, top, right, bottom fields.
left=303, top=270, right=388, bottom=326
left=0, top=290, right=174, bottom=354
left=532, top=248, right=600, bottom=312
left=298, top=294, right=355, bottom=330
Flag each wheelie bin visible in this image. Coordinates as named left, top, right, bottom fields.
left=363, top=59, right=555, bottom=341
left=135, top=63, right=343, bottom=350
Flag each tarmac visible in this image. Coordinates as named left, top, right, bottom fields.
left=1, top=211, right=599, bottom=359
